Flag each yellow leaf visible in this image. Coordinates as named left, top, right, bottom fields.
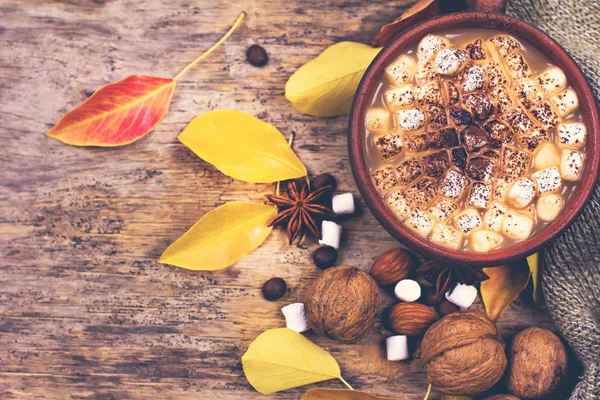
left=481, top=261, right=531, bottom=321
left=527, top=252, right=540, bottom=303
left=285, top=42, right=382, bottom=117
left=159, top=202, right=276, bottom=270
left=178, top=110, right=307, bottom=183
left=302, top=388, right=399, bottom=400
left=242, top=328, right=349, bottom=394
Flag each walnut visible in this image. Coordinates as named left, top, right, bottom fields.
left=305, top=265, right=381, bottom=343
left=507, top=327, right=568, bottom=398
left=421, top=311, right=507, bottom=396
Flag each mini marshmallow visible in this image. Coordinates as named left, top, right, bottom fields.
left=332, top=193, right=355, bottom=215
left=386, top=335, right=409, bottom=361
left=445, top=283, right=478, bottom=309
left=560, top=150, right=585, bottom=181
left=394, top=279, right=421, bottom=302
left=281, top=303, right=309, bottom=333
left=319, top=220, right=342, bottom=249
left=557, top=122, right=586, bottom=149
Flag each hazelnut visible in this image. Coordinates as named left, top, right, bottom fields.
left=507, top=327, right=567, bottom=399
left=312, top=246, right=338, bottom=270
left=261, top=277, right=286, bottom=301
left=438, top=300, right=460, bottom=316
left=311, top=173, right=337, bottom=191
left=388, top=302, right=439, bottom=336
left=422, top=311, right=507, bottom=395
left=246, top=44, right=268, bottom=67
left=483, top=396, right=521, bottom=400
left=370, top=248, right=414, bottom=286
left=305, top=265, right=380, bottom=343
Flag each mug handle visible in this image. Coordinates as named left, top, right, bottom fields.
left=467, top=0, right=506, bottom=13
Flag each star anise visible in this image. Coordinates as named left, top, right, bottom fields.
left=417, top=260, right=489, bottom=295
left=265, top=180, right=336, bottom=244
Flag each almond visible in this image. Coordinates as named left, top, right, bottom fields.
left=388, top=302, right=439, bottom=336
left=369, top=248, right=414, bottom=286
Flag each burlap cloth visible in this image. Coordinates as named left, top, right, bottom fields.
left=507, top=1, right=600, bottom=398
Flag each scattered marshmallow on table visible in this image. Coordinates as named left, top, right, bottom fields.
left=319, top=220, right=342, bottom=249
left=281, top=303, right=309, bottom=333
left=394, top=279, right=421, bottom=302
left=332, top=193, right=355, bottom=215
left=386, top=335, right=409, bottom=361
left=445, top=283, right=477, bottom=309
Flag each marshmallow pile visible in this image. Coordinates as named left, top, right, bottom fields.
left=365, top=32, right=587, bottom=253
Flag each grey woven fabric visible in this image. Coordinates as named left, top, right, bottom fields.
left=507, top=1, right=600, bottom=399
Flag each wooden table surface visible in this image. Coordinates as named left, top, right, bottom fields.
left=0, top=1, right=561, bottom=398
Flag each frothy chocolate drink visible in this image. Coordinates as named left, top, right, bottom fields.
left=364, top=29, right=587, bottom=252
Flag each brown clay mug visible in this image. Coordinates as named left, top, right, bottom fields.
left=348, top=0, right=600, bottom=267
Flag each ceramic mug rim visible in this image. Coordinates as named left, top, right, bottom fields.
left=348, top=11, right=600, bottom=267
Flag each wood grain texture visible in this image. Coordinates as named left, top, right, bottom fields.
left=0, top=0, right=566, bottom=399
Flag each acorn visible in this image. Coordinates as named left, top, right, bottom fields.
left=261, top=277, right=286, bottom=301
left=313, top=246, right=338, bottom=270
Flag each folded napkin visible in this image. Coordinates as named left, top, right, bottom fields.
left=508, top=1, right=600, bottom=398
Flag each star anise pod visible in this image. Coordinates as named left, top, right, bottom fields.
left=417, top=260, right=489, bottom=295
left=265, top=180, right=336, bottom=244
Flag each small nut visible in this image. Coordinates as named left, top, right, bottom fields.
left=370, top=248, right=414, bottom=286
left=423, top=288, right=443, bottom=306
left=261, top=277, right=286, bottom=301
left=388, top=302, right=439, bottom=336
left=312, top=246, right=338, bottom=270
left=438, top=300, right=460, bottom=316
left=508, top=327, right=567, bottom=399
left=311, top=173, right=338, bottom=191
left=246, top=44, right=268, bottom=67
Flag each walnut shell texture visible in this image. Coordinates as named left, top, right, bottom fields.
left=369, top=248, right=413, bottom=286
left=305, top=265, right=381, bottom=343
left=421, top=311, right=507, bottom=396
left=388, top=302, right=439, bottom=336
left=507, top=327, right=567, bottom=399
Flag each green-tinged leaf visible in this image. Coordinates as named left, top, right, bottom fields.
left=302, top=388, right=399, bottom=400
left=285, top=42, right=381, bottom=117
left=527, top=252, right=540, bottom=303
left=242, top=328, right=348, bottom=394
left=481, top=261, right=531, bottom=321
left=159, top=202, right=277, bottom=270
left=178, top=110, right=307, bottom=183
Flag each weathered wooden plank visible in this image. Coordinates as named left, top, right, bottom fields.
left=0, top=0, right=563, bottom=399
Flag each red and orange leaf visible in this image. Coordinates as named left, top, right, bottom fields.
left=373, top=0, right=440, bottom=47
left=46, top=74, right=175, bottom=146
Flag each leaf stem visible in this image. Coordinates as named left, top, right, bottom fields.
left=173, top=11, right=246, bottom=81
left=423, top=384, right=431, bottom=400
left=338, top=376, right=354, bottom=391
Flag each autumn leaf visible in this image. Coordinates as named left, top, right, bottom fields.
left=178, top=110, right=307, bottom=183
left=302, top=388, right=399, bottom=400
left=373, top=0, right=440, bottom=47
left=159, top=202, right=277, bottom=271
left=527, top=252, right=541, bottom=303
left=285, top=42, right=381, bottom=117
left=46, top=12, right=245, bottom=146
left=481, top=261, right=530, bottom=321
left=242, top=328, right=352, bottom=394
